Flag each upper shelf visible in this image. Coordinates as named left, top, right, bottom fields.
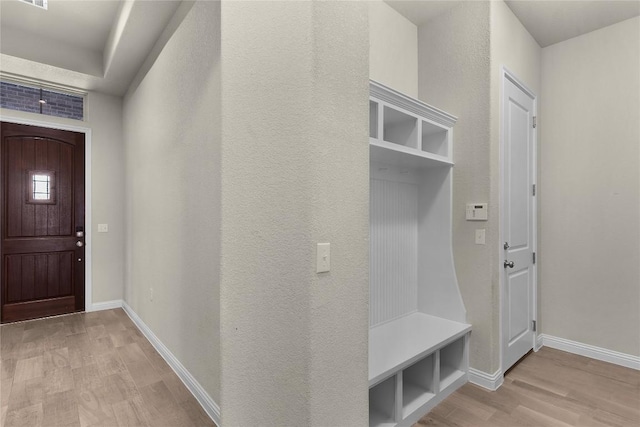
left=370, top=80, right=457, bottom=168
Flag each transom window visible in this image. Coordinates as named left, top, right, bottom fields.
left=1, top=81, right=84, bottom=121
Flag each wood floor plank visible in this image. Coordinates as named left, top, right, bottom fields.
left=112, top=395, right=150, bottom=427
left=42, top=389, right=80, bottom=426
left=96, top=371, right=140, bottom=406
left=6, top=378, right=43, bottom=411
left=43, top=347, right=70, bottom=373
left=13, top=355, right=43, bottom=382
left=1, top=358, right=17, bottom=380
left=72, top=363, right=104, bottom=392
left=43, top=366, right=75, bottom=396
left=1, top=377, right=13, bottom=408
left=75, top=388, right=116, bottom=427
left=138, top=380, right=182, bottom=424
left=3, top=402, right=43, bottom=427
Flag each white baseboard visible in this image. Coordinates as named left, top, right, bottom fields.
left=540, top=334, right=640, bottom=371
left=121, top=301, right=221, bottom=425
left=468, top=368, right=504, bottom=391
left=88, top=299, right=123, bottom=312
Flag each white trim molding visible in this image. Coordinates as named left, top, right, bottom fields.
left=122, top=301, right=221, bottom=425
left=89, top=300, right=123, bottom=312
left=468, top=368, right=504, bottom=391
left=540, top=334, right=640, bottom=371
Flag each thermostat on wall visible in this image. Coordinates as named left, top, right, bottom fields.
left=466, top=203, right=488, bottom=221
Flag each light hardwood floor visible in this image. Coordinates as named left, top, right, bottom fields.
left=3, top=311, right=639, bottom=427
left=416, top=347, right=640, bottom=427
left=0, top=309, right=216, bottom=427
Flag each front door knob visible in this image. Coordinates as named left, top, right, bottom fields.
left=76, top=241, right=84, bottom=247
left=504, top=260, right=514, bottom=268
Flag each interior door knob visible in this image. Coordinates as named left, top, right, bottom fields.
left=504, top=260, right=514, bottom=268
left=76, top=241, right=84, bottom=247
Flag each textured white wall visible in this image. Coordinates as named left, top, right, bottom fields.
left=123, top=0, right=221, bottom=402
left=418, top=1, right=493, bottom=373
left=0, top=91, right=126, bottom=305
left=369, top=0, right=418, bottom=97
left=540, top=17, right=640, bottom=356
left=86, top=92, right=126, bottom=303
left=219, top=1, right=369, bottom=425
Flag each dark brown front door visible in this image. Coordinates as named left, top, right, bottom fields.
left=1, top=122, right=85, bottom=323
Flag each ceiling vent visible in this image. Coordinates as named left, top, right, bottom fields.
left=20, top=0, right=48, bottom=10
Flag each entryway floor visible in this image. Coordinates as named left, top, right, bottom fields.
left=416, top=346, right=640, bottom=426
left=0, top=308, right=216, bottom=427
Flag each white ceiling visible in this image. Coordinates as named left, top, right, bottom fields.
left=504, top=1, right=640, bottom=47
left=384, top=1, right=462, bottom=26
left=386, top=0, right=640, bottom=48
left=0, top=0, right=183, bottom=95
left=1, top=0, right=121, bottom=52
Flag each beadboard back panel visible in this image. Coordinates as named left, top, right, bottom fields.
left=370, top=175, right=418, bottom=327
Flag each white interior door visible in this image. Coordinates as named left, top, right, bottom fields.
left=502, top=73, right=536, bottom=372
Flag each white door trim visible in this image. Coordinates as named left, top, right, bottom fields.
left=0, top=113, right=93, bottom=312
left=499, top=66, right=538, bottom=374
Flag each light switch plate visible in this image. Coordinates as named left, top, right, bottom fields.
left=475, top=229, right=486, bottom=245
left=98, top=224, right=108, bottom=233
left=316, top=243, right=330, bottom=273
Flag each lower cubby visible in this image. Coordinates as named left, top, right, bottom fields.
left=439, top=337, right=466, bottom=391
left=402, top=355, right=435, bottom=418
left=369, top=375, right=398, bottom=427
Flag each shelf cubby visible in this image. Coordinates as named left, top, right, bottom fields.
left=421, top=120, right=449, bottom=157
left=402, top=355, right=435, bottom=418
left=369, top=375, right=398, bottom=427
left=439, top=337, right=467, bottom=392
left=383, top=106, right=418, bottom=149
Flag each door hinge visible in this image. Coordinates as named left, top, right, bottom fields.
left=533, top=252, right=536, bottom=264
left=532, top=184, right=536, bottom=196
left=532, top=320, right=537, bottom=332
left=533, top=116, right=537, bottom=128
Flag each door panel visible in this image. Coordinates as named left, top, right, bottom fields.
left=508, top=101, right=530, bottom=248
left=502, top=76, right=535, bottom=371
left=507, top=270, right=529, bottom=344
left=1, top=122, right=85, bottom=323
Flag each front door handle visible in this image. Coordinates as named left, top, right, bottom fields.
left=504, top=260, right=514, bottom=269
left=76, top=241, right=84, bottom=248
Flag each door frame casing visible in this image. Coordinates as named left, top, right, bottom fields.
left=0, top=114, right=93, bottom=314
left=499, top=66, right=538, bottom=376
